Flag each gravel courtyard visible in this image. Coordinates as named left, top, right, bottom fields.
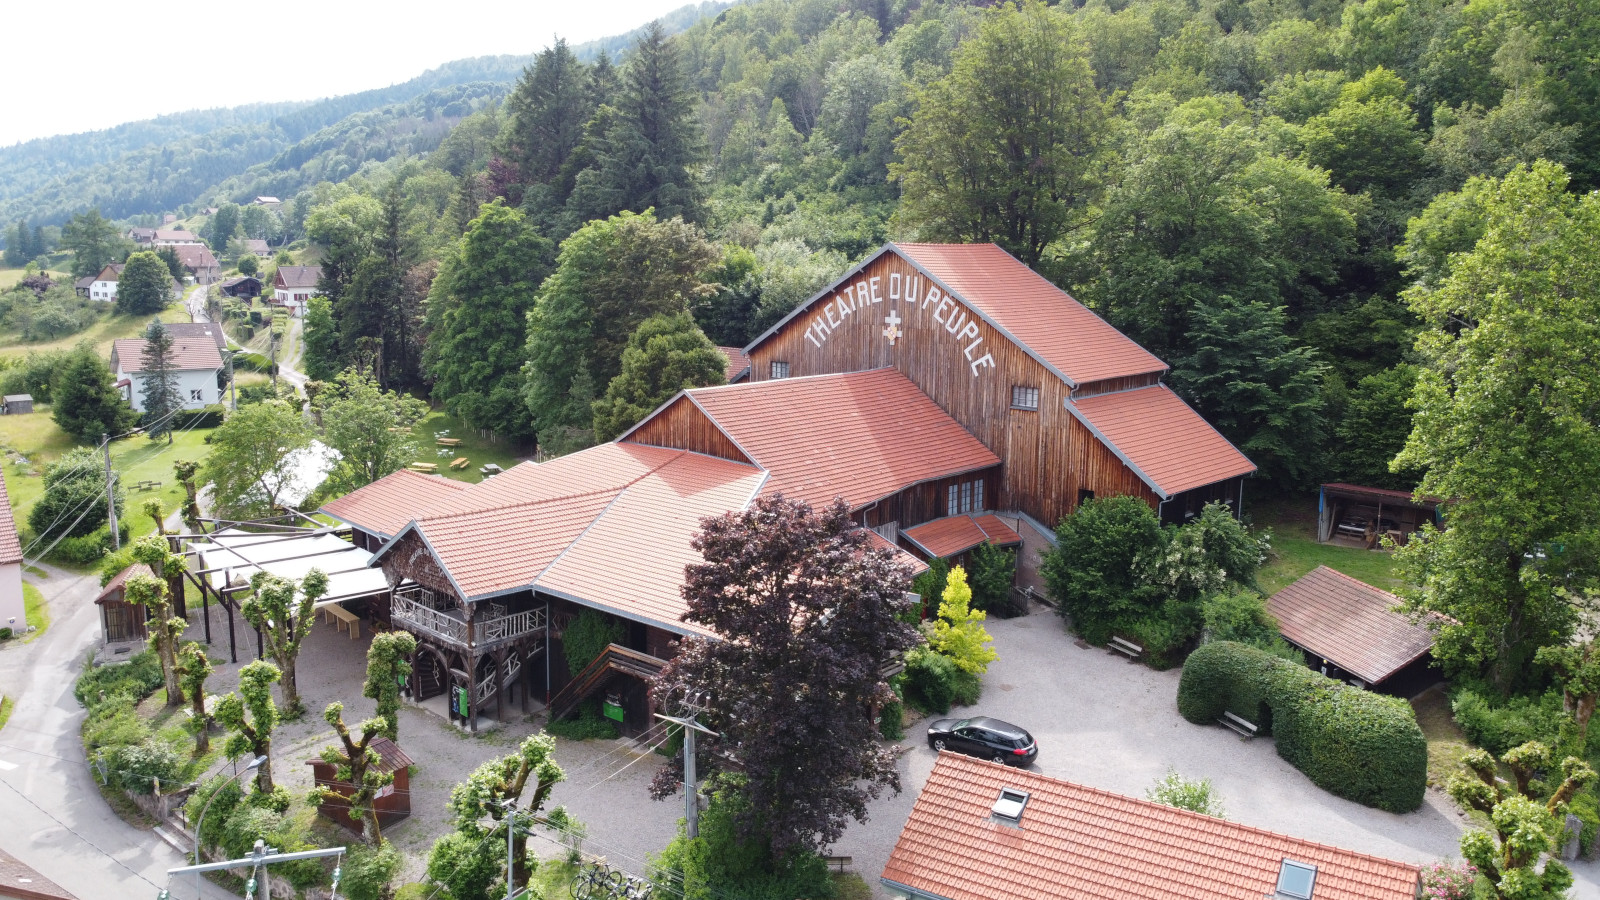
left=184, top=597, right=1600, bottom=898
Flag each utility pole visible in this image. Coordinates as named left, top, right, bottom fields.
left=654, top=711, right=717, bottom=838
left=505, top=799, right=517, bottom=900
left=102, top=434, right=118, bottom=551
left=225, top=350, right=237, bottom=411
left=168, top=841, right=345, bottom=900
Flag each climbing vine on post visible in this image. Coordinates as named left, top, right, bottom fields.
left=364, top=631, right=417, bottom=741
left=310, top=702, right=394, bottom=845
left=241, top=569, right=327, bottom=716
left=215, top=659, right=281, bottom=793
left=126, top=534, right=189, bottom=707
left=175, top=642, right=213, bottom=755
left=1449, top=741, right=1597, bottom=900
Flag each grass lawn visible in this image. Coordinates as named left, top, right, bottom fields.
left=20, top=581, right=47, bottom=642
left=0, top=304, right=193, bottom=360
left=0, top=696, right=12, bottom=732
left=1251, top=492, right=1400, bottom=594
left=0, top=264, right=72, bottom=290
left=411, top=407, right=529, bottom=484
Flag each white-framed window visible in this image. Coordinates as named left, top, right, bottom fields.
left=770, top=360, right=790, bottom=379
left=1011, top=385, right=1040, bottom=411
left=189, top=389, right=203, bottom=402
left=946, top=479, right=985, bottom=516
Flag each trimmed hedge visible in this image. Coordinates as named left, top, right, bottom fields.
left=1178, top=641, right=1426, bottom=812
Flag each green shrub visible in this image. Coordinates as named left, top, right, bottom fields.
left=1571, top=789, right=1599, bottom=857
left=1121, top=602, right=1201, bottom=670
left=1146, top=769, right=1226, bottom=818
left=968, top=542, right=1015, bottom=613
left=545, top=701, right=621, bottom=741
left=0, top=627, right=11, bottom=640
left=232, top=351, right=277, bottom=374
left=83, top=697, right=151, bottom=752
left=187, top=776, right=244, bottom=851
left=172, top=405, right=225, bottom=429
left=563, top=609, right=627, bottom=678
left=221, top=803, right=284, bottom=859
left=651, top=775, right=832, bottom=900
left=1041, top=496, right=1164, bottom=640
left=878, top=700, right=905, bottom=740
left=909, top=559, right=949, bottom=622
left=340, top=842, right=403, bottom=900
left=1449, top=687, right=1566, bottom=756
left=1177, top=641, right=1426, bottom=812
left=102, top=737, right=182, bottom=794
left=50, top=522, right=128, bottom=565
left=903, top=648, right=965, bottom=714
left=74, top=651, right=164, bottom=707
left=1202, top=590, right=1280, bottom=645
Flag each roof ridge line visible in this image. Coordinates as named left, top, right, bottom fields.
left=531, top=448, right=691, bottom=586
left=420, top=483, right=629, bottom=522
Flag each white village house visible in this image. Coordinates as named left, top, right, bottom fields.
left=150, top=229, right=205, bottom=247
left=110, top=334, right=225, bottom=412
left=88, top=263, right=124, bottom=302
left=272, top=265, right=321, bottom=316
left=0, top=473, right=24, bottom=633
left=171, top=244, right=221, bottom=284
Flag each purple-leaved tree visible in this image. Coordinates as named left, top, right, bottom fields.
left=649, top=496, right=922, bottom=858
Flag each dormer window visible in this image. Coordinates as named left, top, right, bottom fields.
left=1276, top=859, right=1318, bottom=899
left=770, top=361, right=790, bottom=379
left=1011, top=385, right=1039, bottom=411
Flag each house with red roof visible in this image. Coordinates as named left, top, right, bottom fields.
left=316, top=242, right=1250, bottom=732
left=883, top=753, right=1421, bottom=900
left=0, top=473, right=24, bottom=634
left=271, top=266, right=322, bottom=317
left=110, top=334, right=225, bottom=412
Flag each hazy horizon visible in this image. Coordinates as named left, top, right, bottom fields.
left=0, top=1, right=695, bottom=147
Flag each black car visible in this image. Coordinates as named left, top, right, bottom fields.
left=926, top=716, right=1038, bottom=766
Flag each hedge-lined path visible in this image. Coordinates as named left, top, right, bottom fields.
left=0, top=561, right=240, bottom=900
left=831, top=603, right=1600, bottom=899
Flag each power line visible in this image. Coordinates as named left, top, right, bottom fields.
left=0, top=776, right=166, bottom=892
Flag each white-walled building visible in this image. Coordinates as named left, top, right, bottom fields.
left=0, top=472, right=24, bottom=634
left=271, top=265, right=321, bottom=317
left=172, top=244, right=221, bottom=284
left=110, top=335, right=225, bottom=412
left=88, top=263, right=124, bottom=302
left=151, top=229, right=204, bottom=247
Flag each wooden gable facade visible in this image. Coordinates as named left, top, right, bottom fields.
left=743, top=245, right=1172, bottom=529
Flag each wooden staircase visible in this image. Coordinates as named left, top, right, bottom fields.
left=547, top=643, right=666, bottom=721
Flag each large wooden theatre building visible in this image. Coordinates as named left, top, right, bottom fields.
left=322, top=243, right=1252, bottom=733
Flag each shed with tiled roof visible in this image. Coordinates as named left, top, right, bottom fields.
left=1268, top=566, right=1442, bottom=687
left=883, top=752, right=1421, bottom=900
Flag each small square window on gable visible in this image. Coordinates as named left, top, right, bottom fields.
left=1011, top=385, right=1039, bottom=411
left=770, top=360, right=790, bottom=379
left=1275, top=860, right=1318, bottom=899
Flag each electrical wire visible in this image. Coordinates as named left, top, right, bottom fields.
left=0, top=775, right=166, bottom=892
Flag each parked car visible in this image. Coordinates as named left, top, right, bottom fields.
left=926, top=716, right=1038, bottom=766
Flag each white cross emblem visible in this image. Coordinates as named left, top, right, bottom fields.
left=883, top=310, right=902, bottom=345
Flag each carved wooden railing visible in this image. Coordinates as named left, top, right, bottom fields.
left=392, top=589, right=546, bottom=649
left=475, top=607, right=545, bottom=646
left=392, top=592, right=468, bottom=644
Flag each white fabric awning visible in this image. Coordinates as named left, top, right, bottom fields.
left=189, top=528, right=388, bottom=603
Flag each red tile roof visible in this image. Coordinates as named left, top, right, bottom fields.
left=863, top=529, right=929, bottom=575
left=884, top=753, right=1421, bottom=900
left=170, top=243, right=219, bottom=270
left=1072, top=385, right=1255, bottom=498
left=152, top=229, right=202, bottom=243
left=0, top=473, right=22, bottom=565
left=111, top=335, right=224, bottom=373
left=716, top=346, right=750, bottom=382
left=1268, top=566, right=1441, bottom=685
left=678, top=368, right=999, bottom=510
left=95, top=564, right=154, bottom=603
left=892, top=243, right=1168, bottom=386
left=320, top=468, right=471, bottom=538
left=0, top=847, right=79, bottom=900
left=902, top=514, right=1021, bottom=559
left=275, top=265, right=322, bottom=289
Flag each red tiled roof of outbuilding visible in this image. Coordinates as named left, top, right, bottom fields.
left=680, top=368, right=999, bottom=510
left=892, top=243, right=1168, bottom=386
left=0, top=473, right=24, bottom=565
left=320, top=468, right=472, bottom=538
left=902, top=514, right=1021, bottom=559
left=1072, top=384, right=1255, bottom=498
left=883, top=753, right=1421, bottom=900
left=716, top=346, right=750, bottom=382
left=1268, top=566, right=1442, bottom=685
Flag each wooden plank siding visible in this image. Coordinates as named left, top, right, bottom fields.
left=857, top=468, right=1002, bottom=531
left=621, top=395, right=752, bottom=464
left=747, top=249, right=1159, bottom=529
left=1075, top=374, right=1164, bottom=398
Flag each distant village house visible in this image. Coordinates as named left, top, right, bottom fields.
left=242, top=239, right=271, bottom=258
left=171, top=244, right=220, bottom=284
left=150, top=229, right=204, bottom=247
left=271, top=265, right=321, bottom=316
left=0, top=474, right=23, bottom=634
left=87, top=263, right=124, bottom=302
left=110, top=334, right=224, bottom=411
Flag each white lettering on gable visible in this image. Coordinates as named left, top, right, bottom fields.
left=796, top=265, right=995, bottom=378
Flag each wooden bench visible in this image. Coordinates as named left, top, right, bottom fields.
left=134, top=480, right=163, bottom=492
left=449, top=457, right=470, bottom=470
left=436, top=437, right=462, bottom=447
left=822, top=856, right=852, bottom=873
left=1108, top=636, right=1143, bottom=660
left=1219, top=711, right=1258, bottom=738
left=324, top=603, right=360, bottom=640
left=408, top=462, right=438, bottom=473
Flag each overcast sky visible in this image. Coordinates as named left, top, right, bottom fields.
left=0, top=1, right=695, bottom=147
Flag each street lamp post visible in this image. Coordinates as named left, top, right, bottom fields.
left=192, top=755, right=267, bottom=898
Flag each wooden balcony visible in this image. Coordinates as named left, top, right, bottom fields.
left=391, top=588, right=546, bottom=650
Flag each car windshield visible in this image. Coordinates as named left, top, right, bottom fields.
left=952, top=719, right=970, bottom=730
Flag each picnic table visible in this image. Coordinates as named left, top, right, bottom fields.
left=479, top=463, right=503, bottom=477
left=322, top=604, right=361, bottom=639
left=408, top=462, right=438, bottom=473
left=449, top=457, right=470, bottom=470
left=436, top=437, right=463, bottom=447
left=134, top=479, right=163, bottom=492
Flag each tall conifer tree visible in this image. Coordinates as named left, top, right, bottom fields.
left=139, top=319, right=182, bottom=443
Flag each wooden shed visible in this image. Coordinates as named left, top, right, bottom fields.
left=306, top=737, right=414, bottom=834
left=1317, top=483, right=1443, bottom=549
left=2, top=395, right=33, bottom=415
left=95, top=564, right=154, bottom=643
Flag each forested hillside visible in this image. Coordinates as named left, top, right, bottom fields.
left=0, top=1, right=731, bottom=225
left=293, top=0, right=1593, bottom=492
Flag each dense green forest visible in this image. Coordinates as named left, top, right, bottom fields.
left=0, top=1, right=731, bottom=225
left=293, top=0, right=1594, bottom=493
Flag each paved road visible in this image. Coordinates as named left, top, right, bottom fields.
left=0, top=564, right=238, bottom=900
